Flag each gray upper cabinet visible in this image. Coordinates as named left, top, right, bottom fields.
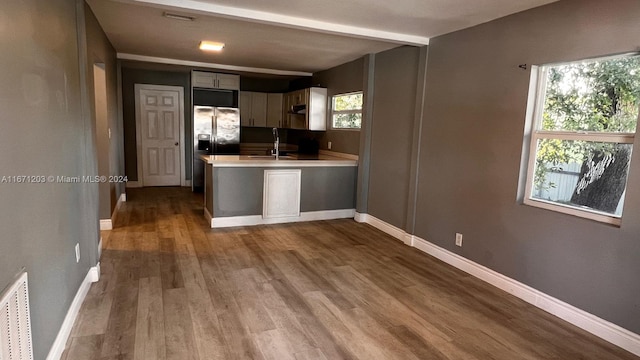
left=283, top=87, right=327, bottom=131
left=192, top=71, right=240, bottom=90
left=267, top=93, right=283, bottom=128
left=240, top=91, right=268, bottom=127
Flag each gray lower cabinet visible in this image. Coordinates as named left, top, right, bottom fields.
left=205, top=166, right=357, bottom=219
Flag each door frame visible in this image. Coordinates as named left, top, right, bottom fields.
left=134, top=83, right=186, bottom=187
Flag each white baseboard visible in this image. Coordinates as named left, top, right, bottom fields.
left=99, top=219, right=112, bottom=231
left=204, top=207, right=213, bottom=226
left=184, top=180, right=192, bottom=187
left=46, top=263, right=100, bottom=360
left=125, top=181, right=141, bottom=188
left=106, top=192, right=126, bottom=230
left=356, top=212, right=640, bottom=357
left=354, top=212, right=410, bottom=245
left=210, top=209, right=356, bottom=228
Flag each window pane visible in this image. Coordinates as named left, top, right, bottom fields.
left=333, top=113, right=362, bottom=129
left=541, top=56, right=640, bottom=133
left=333, top=93, right=363, bottom=111
left=531, top=139, right=632, bottom=216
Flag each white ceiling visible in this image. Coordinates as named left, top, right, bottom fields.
left=87, top=0, right=557, bottom=75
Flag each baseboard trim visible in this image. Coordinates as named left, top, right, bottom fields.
left=210, top=209, right=356, bottom=228
left=354, top=212, right=409, bottom=245
left=119, top=193, right=126, bottom=202
left=125, top=181, right=141, bottom=188
left=99, top=219, right=112, bottom=231
left=204, top=207, right=214, bottom=227
left=356, top=212, right=640, bottom=357
left=46, top=263, right=100, bottom=360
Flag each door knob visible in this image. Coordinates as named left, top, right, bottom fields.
left=174, top=142, right=179, bottom=146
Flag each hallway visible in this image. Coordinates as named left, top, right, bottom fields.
left=61, top=187, right=638, bottom=359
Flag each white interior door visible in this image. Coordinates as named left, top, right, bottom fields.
left=136, top=85, right=183, bottom=186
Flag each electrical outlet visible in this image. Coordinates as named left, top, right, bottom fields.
left=75, top=243, right=80, bottom=263
left=455, top=233, right=463, bottom=247
left=328, top=141, right=332, bottom=150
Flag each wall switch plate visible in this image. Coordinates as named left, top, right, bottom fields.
left=75, top=243, right=80, bottom=263
left=455, top=233, right=463, bottom=247
left=328, top=141, right=332, bottom=150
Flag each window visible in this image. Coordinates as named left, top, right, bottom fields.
left=523, top=54, right=640, bottom=225
left=331, top=92, right=363, bottom=129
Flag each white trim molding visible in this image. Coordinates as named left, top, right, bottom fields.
left=355, top=212, right=640, bottom=357
left=128, top=0, right=430, bottom=46
left=125, top=180, right=142, bottom=188
left=46, top=264, right=100, bottom=360
left=209, top=209, right=355, bottom=228
left=99, top=219, right=112, bottom=231
left=118, top=53, right=313, bottom=77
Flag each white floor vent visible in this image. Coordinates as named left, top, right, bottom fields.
left=0, top=272, right=33, bottom=360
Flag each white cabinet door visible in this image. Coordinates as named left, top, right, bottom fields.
left=192, top=71, right=215, bottom=88
left=192, top=71, right=240, bottom=90
left=251, top=92, right=268, bottom=127
left=263, top=170, right=301, bottom=218
left=239, top=91, right=253, bottom=126
left=266, top=93, right=283, bottom=128
left=216, top=73, right=240, bottom=90
left=239, top=91, right=268, bottom=127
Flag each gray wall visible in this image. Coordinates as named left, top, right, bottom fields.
left=121, top=66, right=191, bottom=181
left=85, top=4, right=123, bottom=219
left=414, top=0, right=640, bottom=334
left=0, top=1, right=100, bottom=358
left=367, top=47, right=420, bottom=229
left=312, top=57, right=365, bottom=155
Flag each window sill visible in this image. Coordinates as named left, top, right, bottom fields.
left=523, top=198, right=622, bottom=227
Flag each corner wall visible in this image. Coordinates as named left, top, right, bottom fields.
left=84, top=3, right=122, bottom=219
left=366, top=46, right=421, bottom=229
left=415, top=0, right=640, bottom=334
left=312, top=57, right=365, bottom=155
left=0, top=1, right=100, bottom=358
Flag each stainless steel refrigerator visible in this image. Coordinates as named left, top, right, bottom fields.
left=193, top=106, right=240, bottom=191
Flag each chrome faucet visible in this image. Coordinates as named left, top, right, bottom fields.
left=272, top=127, right=279, bottom=160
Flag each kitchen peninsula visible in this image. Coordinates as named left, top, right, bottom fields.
left=200, top=153, right=358, bottom=228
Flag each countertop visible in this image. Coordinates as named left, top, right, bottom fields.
left=199, top=153, right=358, bottom=167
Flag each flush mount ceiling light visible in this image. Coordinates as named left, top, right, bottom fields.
left=163, top=12, right=195, bottom=21
left=199, top=41, right=225, bottom=52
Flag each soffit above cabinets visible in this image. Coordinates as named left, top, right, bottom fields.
left=86, top=0, right=558, bottom=75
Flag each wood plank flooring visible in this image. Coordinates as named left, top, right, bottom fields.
left=61, top=187, right=639, bottom=360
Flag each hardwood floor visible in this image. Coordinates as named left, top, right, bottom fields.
left=62, top=187, right=638, bottom=360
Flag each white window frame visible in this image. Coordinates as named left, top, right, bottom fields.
left=523, top=57, right=638, bottom=226
left=330, top=91, right=363, bottom=130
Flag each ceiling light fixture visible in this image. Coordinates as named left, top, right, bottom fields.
left=199, top=41, right=225, bottom=52
left=163, top=12, right=195, bottom=21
